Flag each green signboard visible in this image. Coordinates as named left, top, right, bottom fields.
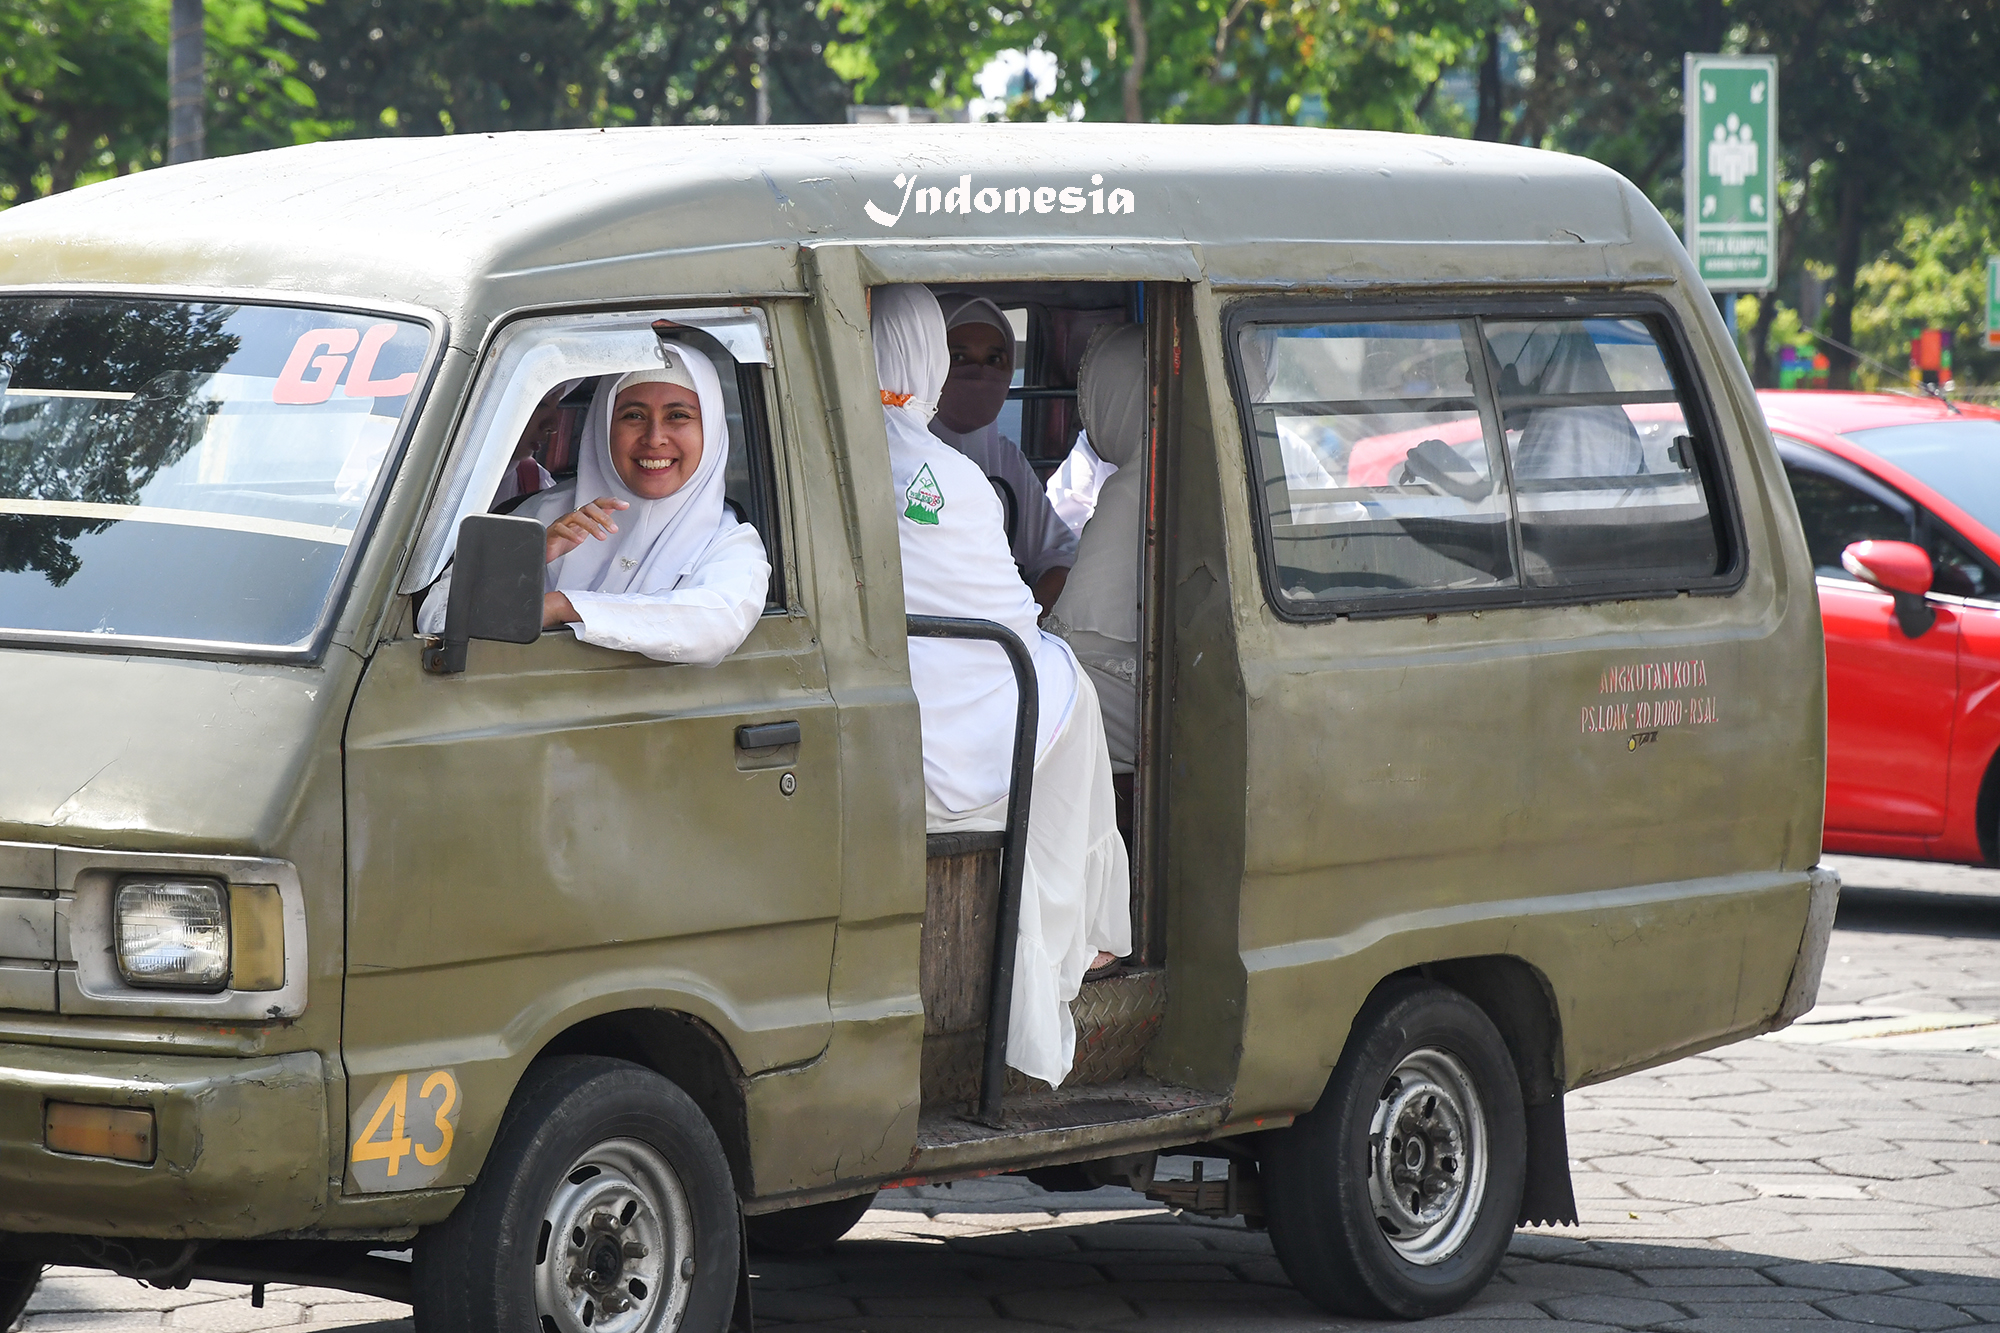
left=1987, top=256, right=2000, bottom=352
left=1684, top=54, right=1778, bottom=292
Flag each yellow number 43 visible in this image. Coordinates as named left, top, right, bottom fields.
left=352, top=1070, right=458, bottom=1179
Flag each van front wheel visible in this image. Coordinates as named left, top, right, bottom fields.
left=1260, top=980, right=1526, bottom=1319
left=412, top=1056, right=740, bottom=1333
left=1, top=1261, right=41, bottom=1330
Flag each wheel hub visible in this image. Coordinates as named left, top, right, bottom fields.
left=536, top=1138, right=694, bottom=1333
left=1367, top=1047, right=1490, bottom=1265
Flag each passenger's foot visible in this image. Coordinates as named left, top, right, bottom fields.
left=1083, top=951, right=1124, bottom=983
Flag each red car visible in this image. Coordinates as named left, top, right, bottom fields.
left=1763, top=391, right=2000, bottom=866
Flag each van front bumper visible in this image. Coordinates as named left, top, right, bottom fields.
left=0, top=1043, right=328, bottom=1238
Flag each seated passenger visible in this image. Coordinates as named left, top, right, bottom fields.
left=1049, top=325, right=1145, bottom=775
left=929, top=294, right=1077, bottom=614
left=1509, top=324, right=1643, bottom=480
left=872, top=284, right=1130, bottom=1089
left=422, top=344, right=769, bottom=666
left=490, top=382, right=563, bottom=509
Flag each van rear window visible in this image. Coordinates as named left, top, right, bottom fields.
left=0, top=296, right=430, bottom=654
left=1233, top=308, right=1731, bottom=616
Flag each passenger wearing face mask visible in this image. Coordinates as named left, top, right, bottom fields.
left=930, top=293, right=1078, bottom=615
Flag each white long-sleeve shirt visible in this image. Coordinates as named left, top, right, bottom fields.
left=418, top=482, right=771, bottom=667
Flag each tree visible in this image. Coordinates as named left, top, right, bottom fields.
left=0, top=0, right=323, bottom=204
left=285, top=0, right=846, bottom=135
left=824, top=0, right=1480, bottom=129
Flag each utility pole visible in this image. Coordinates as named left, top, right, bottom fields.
left=168, top=0, right=204, bottom=164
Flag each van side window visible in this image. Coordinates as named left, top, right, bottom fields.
left=1241, top=320, right=1514, bottom=602
left=1486, top=318, right=1718, bottom=588
left=1234, top=306, right=1733, bottom=617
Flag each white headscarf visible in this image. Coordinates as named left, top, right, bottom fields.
left=1052, top=324, right=1146, bottom=642
left=872, top=283, right=1077, bottom=807
left=548, top=342, right=731, bottom=596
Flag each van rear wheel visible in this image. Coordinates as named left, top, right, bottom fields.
left=412, top=1056, right=739, bottom=1333
left=1260, top=979, right=1525, bottom=1320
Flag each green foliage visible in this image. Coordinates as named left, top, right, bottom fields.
left=1852, top=190, right=2000, bottom=388
left=4, top=0, right=2000, bottom=394
left=823, top=0, right=1480, bottom=127
left=0, top=0, right=325, bottom=204
left=285, top=0, right=847, bottom=135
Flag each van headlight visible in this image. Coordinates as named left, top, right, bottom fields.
left=114, top=877, right=229, bottom=990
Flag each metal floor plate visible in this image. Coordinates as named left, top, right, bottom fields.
left=914, top=1077, right=1223, bottom=1151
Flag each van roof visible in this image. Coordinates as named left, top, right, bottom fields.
left=0, top=125, right=1668, bottom=316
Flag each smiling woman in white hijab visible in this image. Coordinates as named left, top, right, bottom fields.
left=421, top=342, right=769, bottom=667
left=873, top=283, right=1131, bottom=1090
left=1049, top=324, right=1146, bottom=773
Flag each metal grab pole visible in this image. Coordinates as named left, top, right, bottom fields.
left=907, top=615, right=1038, bottom=1126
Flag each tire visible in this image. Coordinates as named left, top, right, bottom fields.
left=745, top=1190, right=876, bottom=1253
left=1259, top=978, right=1526, bottom=1320
left=1, top=1263, right=40, bottom=1333
left=412, top=1055, right=740, bottom=1333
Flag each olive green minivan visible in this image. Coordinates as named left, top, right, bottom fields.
left=0, top=125, right=1834, bottom=1331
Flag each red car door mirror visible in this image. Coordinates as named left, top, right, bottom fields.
left=1841, top=540, right=1938, bottom=638
left=1841, top=540, right=1934, bottom=595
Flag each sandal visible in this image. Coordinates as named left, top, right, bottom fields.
left=1083, top=954, right=1125, bottom=984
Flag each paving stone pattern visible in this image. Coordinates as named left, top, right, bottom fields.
left=16, top=855, right=2000, bottom=1332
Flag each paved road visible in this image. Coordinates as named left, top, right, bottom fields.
left=15, top=854, right=2000, bottom=1331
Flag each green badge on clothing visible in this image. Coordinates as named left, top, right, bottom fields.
left=904, top=464, right=944, bottom=525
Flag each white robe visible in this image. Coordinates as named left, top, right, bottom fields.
left=874, top=282, right=1131, bottom=1087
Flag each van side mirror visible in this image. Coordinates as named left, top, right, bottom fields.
left=422, top=514, right=546, bottom=674
left=1841, top=539, right=1936, bottom=638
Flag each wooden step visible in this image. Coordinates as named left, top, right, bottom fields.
left=920, top=833, right=1165, bottom=1113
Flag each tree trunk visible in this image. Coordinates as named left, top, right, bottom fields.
left=1750, top=292, right=1780, bottom=387
left=1827, top=172, right=1865, bottom=390
left=168, top=0, right=204, bottom=164
left=1695, top=0, right=1724, bottom=54
left=1122, top=0, right=1147, bottom=123
left=1751, top=149, right=1817, bottom=389
left=1474, top=27, right=1503, bottom=141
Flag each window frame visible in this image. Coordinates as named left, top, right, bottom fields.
left=732, top=358, right=789, bottom=611
left=407, top=303, right=791, bottom=619
left=1223, top=293, right=1747, bottom=623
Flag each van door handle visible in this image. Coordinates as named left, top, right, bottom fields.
left=736, top=721, right=801, bottom=751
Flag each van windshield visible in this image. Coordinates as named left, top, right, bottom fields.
left=0, top=297, right=429, bottom=652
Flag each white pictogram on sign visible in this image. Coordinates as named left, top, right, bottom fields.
left=1708, top=114, right=1759, bottom=186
